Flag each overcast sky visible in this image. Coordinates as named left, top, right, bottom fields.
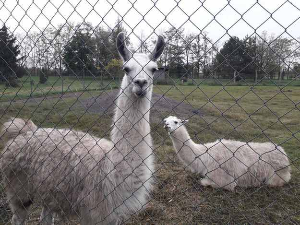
left=0, top=0, right=299, bottom=47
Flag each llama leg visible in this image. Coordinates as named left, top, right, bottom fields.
left=200, top=178, right=214, bottom=188
left=203, top=169, right=236, bottom=191
left=79, top=207, right=92, bottom=225
left=267, top=168, right=291, bottom=187
left=4, top=172, right=32, bottom=225
left=52, top=212, right=65, bottom=225
left=40, top=206, right=54, bottom=225
left=79, top=208, right=120, bottom=225
left=10, top=201, right=29, bottom=225
left=200, top=177, right=232, bottom=190
left=213, top=169, right=236, bottom=191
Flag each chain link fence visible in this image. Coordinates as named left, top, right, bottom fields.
left=0, top=0, right=300, bottom=224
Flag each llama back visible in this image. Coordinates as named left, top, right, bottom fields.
left=0, top=118, right=37, bottom=140
left=1, top=127, right=109, bottom=169
left=246, top=141, right=290, bottom=169
left=201, top=139, right=291, bottom=187
left=208, top=139, right=290, bottom=169
left=0, top=118, right=38, bottom=175
left=236, top=141, right=291, bottom=186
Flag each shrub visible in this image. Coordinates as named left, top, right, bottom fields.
left=5, top=79, right=19, bottom=87
left=156, top=80, right=169, bottom=85
left=15, top=66, right=26, bottom=79
left=39, top=72, right=48, bottom=84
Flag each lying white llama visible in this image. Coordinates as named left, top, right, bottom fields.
left=0, top=32, right=165, bottom=225
left=163, top=116, right=291, bottom=191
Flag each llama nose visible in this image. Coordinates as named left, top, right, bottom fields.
left=134, top=79, right=147, bottom=88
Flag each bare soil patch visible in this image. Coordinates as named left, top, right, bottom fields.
left=75, top=89, right=202, bottom=123
left=7, top=90, right=202, bottom=123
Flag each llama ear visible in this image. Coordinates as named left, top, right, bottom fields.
left=181, top=119, right=189, bottom=124
left=117, top=32, right=132, bottom=62
left=149, top=35, right=165, bottom=61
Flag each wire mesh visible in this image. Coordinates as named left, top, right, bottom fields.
left=0, top=0, right=299, bottom=224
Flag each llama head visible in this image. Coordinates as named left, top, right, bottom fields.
left=117, top=32, right=165, bottom=98
left=163, top=116, right=189, bottom=133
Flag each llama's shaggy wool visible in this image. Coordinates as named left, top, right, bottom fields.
left=164, top=116, right=291, bottom=191
left=0, top=33, right=165, bottom=225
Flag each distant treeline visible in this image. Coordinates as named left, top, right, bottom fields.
left=1, top=19, right=300, bottom=87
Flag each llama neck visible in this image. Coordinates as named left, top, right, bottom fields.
left=170, top=126, right=206, bottom=173
left=170, top=126, right=206, bottom=156
left=106, top=75, right=154, bottom=216
left=110, top=75, right=153, bottom=158
left=170, top=126, right=194, bottom=151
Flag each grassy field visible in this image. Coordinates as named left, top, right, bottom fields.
left=0, top=76, right=120, bottom=102
left=0, top=82, right=299, bottom=224
left=1, top=75, right=299, bottom=102
left=167, top=77, right=300, bottom=87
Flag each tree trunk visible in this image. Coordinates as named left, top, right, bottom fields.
left=186, top=50, right=189, bottom=79
left=233, top=71, right=236, bottom=83
left=255, top=69, right=258, bottom=83
left=279, top=67, right=282, bottom=81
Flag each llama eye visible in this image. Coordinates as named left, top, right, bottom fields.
left=174, top=121, right=178, bottom=124
left=151, top=68, right=157, bottom=73
left=123, top=67, right=130, bottom=73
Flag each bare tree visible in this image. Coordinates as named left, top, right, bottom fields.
left=137, top=30, right=150, bottom=54
left=191, top=32, right=212, bottom=78
left=183, top=34, right=194, bottom=78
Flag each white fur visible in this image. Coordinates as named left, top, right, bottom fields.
left=0, top=33, right=165, bottom=225
left=164, top=116, right=291, bottom=191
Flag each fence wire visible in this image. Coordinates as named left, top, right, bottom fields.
left=0, top=0, right=300, bottom=224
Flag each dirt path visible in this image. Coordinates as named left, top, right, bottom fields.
left=6, top=90, right=202, bottom=123
left=75, top=89, right=202, bottom=123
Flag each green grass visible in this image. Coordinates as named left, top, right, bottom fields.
left=0, top=76, right=120, bottom=102
left=169, top=77, right=300, bottom=87
left=1, top=76, right=300, bottom=102
left=0, top=83, right=299, bottom=224
left=133, top=84, right=300, bottom=224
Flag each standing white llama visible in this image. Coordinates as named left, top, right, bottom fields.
left=163, top=116, right=291, bottom=191
left=0, top=32, right=165, bottom=225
